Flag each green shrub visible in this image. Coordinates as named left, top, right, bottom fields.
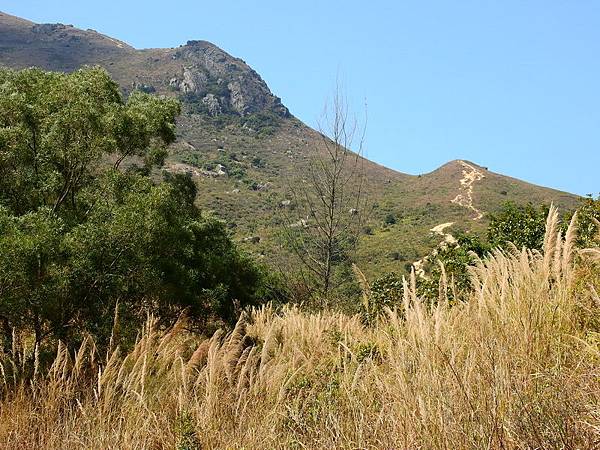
left=384, top=213, right=397, bottom=225
left=573, top=195, right=600, bottom=247
left=417, top=233, right=491, bottom=303
left=488, top=202, right=549, bottom=250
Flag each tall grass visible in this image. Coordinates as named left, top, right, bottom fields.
left=1, top=207, right=599, bottom=449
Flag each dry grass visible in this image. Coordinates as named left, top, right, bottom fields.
left=1, top=207, right=599, bottom=449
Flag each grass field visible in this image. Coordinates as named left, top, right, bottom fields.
left=1, top=208, right=598, bottom=449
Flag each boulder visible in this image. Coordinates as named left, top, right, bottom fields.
left=202, top=93, right=222, bottom=116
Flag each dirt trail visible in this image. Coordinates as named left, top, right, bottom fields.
left=413, top=222, right=457, bottom=278
left=430, top=222, right=457, bottom=244
left=412, top=161, right=485, bottom=278
left=451, top=160, right=485, bottom=220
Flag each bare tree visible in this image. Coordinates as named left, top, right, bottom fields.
left=282, top=88, right=368, bottom=303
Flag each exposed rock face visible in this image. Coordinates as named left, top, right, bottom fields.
left=180, top=67, right=208, bottom=94
left=131, top=81, right=155, bottom=93
left=214, top=164, right=227, bottom=176
left=32, top=23, right=73, bottom=34
left=227, top=80, right=247, bottom=113
left=168, top=40, right=290, bottom=117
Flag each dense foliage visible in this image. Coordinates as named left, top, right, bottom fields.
left=0, top=67, right=266, bottom=349
left=487, top=202, right=549, bottom=250
left=416, top=232, right=491, bottom=302
left=575, top=195, right=600, bottom=247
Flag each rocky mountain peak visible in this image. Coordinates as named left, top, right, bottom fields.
left=166, top=41, right=289, bottom=117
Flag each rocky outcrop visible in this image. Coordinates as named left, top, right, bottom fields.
left=201, top=93, right=222, bottom=116
left=180, top=67, right=208, bottom=94
left=168, top=41, right=289, bottom=117
left=131, top=81, right=155, bottom=93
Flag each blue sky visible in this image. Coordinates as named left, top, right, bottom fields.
left=4, top=1, right=599, bottom=195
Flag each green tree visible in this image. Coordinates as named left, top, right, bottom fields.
left=0, top=67, right=179, bottom=217
left=0, top=67, right=264, bottom=349
left=573, top=195, right=600, bottom=247
left=488, top=202, right=549, bottom=250
left=367, top=272, right=404, bottom=319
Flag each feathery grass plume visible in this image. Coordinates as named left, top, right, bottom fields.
left=224, top=311, right=248, bottom=383
left=562, top=211, right=579, bottom=275
left=352, top=263, right=373, bottom=323
left=352, top=263, right=371, bottom=310
left=409, top=266, right=417, bottom=303
left=552, top=228, right=563, bottom=278
left=107, top=299, right=120, bottom=360
left=437, top=259, right=448, bottom=303
left=580, top=247, right=600, bottom=261
left=158, top=310, right=188, bottom=354
left=186, top=339, right=211, bottom=375
left=542, top=204, right=559, bottom=273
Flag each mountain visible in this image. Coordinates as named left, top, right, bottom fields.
left=0, top=11, right=580, bottom=277
left=0, top=12, right=288, bottom=117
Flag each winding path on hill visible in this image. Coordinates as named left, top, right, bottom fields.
left=413, top=222, right=457, bottom=278
left=430, top=222, right=458, bottom=245
left=412, top=160, right=485, bottom=278
left=451, top=161, right=485, bottom=220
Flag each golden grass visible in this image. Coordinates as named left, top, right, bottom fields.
left=1, top=206, right=599, bottom=449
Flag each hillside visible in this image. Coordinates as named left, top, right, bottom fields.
left=0, top=11, right=580, bottom=276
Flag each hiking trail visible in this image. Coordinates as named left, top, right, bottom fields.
left=412, top=161, right=485, bottom=278
left=451, top=160, right=485, bottom=220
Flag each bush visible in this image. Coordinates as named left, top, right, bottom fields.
left=416, top=233, right=491, bottom=302
left=370, top=273, right=403, bottom=310
left=383, top=213, right=397, bottom=225
left=243, top=112, right=282, bottom=135
left=252, top=156, right=265, bottom=168
left=488, top=202, right=549, bottom=250
left=573, top=195, right=600, bottom=247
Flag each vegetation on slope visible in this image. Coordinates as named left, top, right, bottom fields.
left=364, top=198, right=599, bottom=301
left=0, top=11, right=582, bottom=277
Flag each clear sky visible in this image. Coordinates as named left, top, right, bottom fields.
left=3, top=1, right=599, bottom=195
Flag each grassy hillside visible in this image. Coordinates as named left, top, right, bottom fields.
left=1, top=212, right=598, bottom=449
left=0, top=11, right=581, bottom=276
